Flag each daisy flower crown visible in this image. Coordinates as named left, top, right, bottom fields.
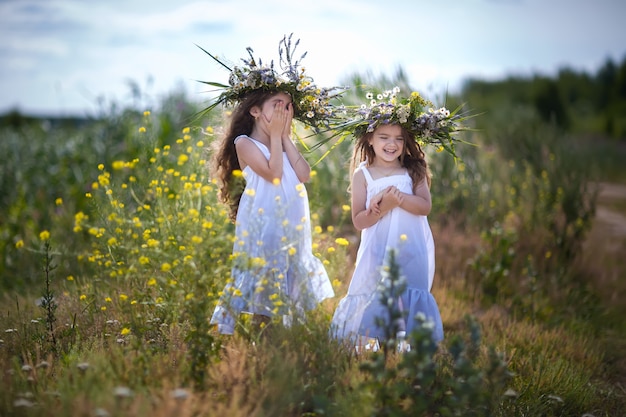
left=336, top=87, right=474, bottom=157
left=196, top=34, right=347, bottom=131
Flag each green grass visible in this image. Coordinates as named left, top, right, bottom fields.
left=1, top=92, right=626, bottom=416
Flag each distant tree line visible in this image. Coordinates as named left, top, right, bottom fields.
left=462, top=55, right=626, bottom=139
left=3, top=55, right=626, bottom=139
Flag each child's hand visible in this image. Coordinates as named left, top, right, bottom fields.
left=366, top=191, right=384, bottom=216
left=378, top=186, right=404, bottom=212
left=266, top=101, right=287, bottom=140
left=282, top=102, right=294, bottom=140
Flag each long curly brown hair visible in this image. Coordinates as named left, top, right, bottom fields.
left=211, top=89, right=279, bottom=221
left=350, top=124, right=431, bottom=190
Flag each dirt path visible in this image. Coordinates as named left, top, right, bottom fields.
left=582, top=182, right=626, bottom=388
left=594, top=182, right=626, bottom=237
left=582, top=182, right=626, bottom=307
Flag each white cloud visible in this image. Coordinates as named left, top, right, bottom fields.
left=1, top=0, right=625, bottom=115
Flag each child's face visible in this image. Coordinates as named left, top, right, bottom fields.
left=368, top=124, right=405, bottom=162
left=260, top=92, right=292, bottom=120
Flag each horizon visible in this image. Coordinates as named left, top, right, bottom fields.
left=1, top=0, right=625, bottom=117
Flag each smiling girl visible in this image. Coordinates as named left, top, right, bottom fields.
left=330, top=118, right=444, bottom=348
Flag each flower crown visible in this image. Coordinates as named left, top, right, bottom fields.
left=196, top=34, right=346, bottom=131
left=335, top=87, right=474, bottom=157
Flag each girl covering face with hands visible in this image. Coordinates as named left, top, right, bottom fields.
left=209, top=89, right=334, bottom=335
left=200, top=35, right=344, bottom=335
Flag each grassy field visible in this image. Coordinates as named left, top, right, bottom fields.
left=1, top=90, right=626, bottom=416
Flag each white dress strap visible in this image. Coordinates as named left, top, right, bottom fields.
left=234, top=134, right=250, bottom=145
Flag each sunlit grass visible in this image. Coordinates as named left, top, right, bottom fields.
left=1, top=94, right=626, bottom=415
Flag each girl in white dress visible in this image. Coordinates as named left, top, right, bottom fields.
left=209, top=89, right=334, bottom=334
left=200, top=35, right=344, bottom=335
left=330, top=122, right=444, bottom=345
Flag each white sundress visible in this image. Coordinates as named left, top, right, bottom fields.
left=210, top=135, right=334, bottom=334
left=330, top=161, right=444, bottom=343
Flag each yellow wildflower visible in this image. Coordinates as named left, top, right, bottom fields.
left=112, top=160, right=125, bottom=170
left=177, top=154, right=189, bottom=165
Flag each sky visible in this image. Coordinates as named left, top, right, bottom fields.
left=1, top=0, right=625, bottom=117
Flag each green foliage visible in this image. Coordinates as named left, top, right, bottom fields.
left=468, top=224, right=517, bottom=305
left=357, top=250, right=510, bottom=417
left=463, top=55, right=626, bottom=138
left=303, top=131, right=353, bottom=229
left=0, top=90, right=205, bottom=291
left=40, top=241, right=59, bottom=355
left=1, top=69, right=625, bottom=415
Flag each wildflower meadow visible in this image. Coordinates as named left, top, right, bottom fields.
left=1, top=70, right=626, bottom=416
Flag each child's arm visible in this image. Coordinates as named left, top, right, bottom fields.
left=352, top=170, right=383, bottom=230
left=283, top=140, right=311, bottom=183
left=282, top=104, right=311, bottom=182
left=368, top=190, right=384, bottom=216
left=397, top=177, right=432, bottom=216
left=237, top=103, right=286, bottom=183
left=376, top=186, right=404, bottom=217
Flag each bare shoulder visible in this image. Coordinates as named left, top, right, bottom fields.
left=352, top=168, right=366, bottom=186
left=413, top=176, right=432, bottom=197
left=234, top=135, right=254, bottom=150
left=235, top=136, right=264, bottom=169
left=415, top=176, right=430, bottom=189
